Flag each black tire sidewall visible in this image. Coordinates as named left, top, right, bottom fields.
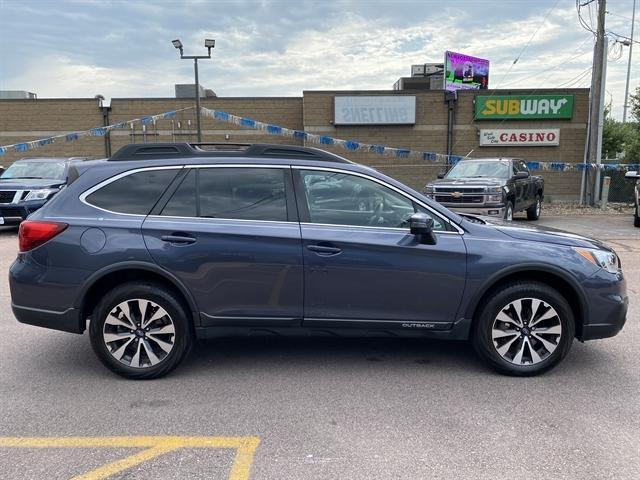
left=473, top=282, right=575, bottom=376
left=89, top=282, right=192, bottom=379
left=527, top=194, right=541, bottom=220
left=504, top=201, right=514, bottom=221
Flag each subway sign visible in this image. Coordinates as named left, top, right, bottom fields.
left=475, top=94, right=574, bottom=120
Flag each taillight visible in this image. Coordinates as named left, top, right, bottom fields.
left=18, top=220, right=68, bottom=252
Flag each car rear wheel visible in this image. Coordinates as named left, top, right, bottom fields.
left=526, top=194, right=542, bottom=220
left=472, top=281, right=575, bottom=376
left=504, top=200, right=514, bottom=221
left=89, top=282, right=193, bottom=379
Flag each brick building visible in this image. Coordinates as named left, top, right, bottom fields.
left=0, top=88, right=588, bottom=201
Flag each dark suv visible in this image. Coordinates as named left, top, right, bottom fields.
left=625, top=170, right=639, bottom=227
left=0, top=157, right=86, bottom=225
left=9, top=143, right=628, bottom=379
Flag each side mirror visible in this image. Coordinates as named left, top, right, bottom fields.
left=437, top=173, right=446, bottom=179
left=514, top=171, right=529, bottom=179
left=409, top=213, right=437, bottom=245
left=625, top=171, right=639, bottom=180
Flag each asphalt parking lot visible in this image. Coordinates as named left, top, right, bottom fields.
left=0, top=215, right=638, bottom=479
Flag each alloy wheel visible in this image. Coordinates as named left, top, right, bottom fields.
left=102, top=299, right=176, bottom=368
left=491, top=297, right=562, bottom=365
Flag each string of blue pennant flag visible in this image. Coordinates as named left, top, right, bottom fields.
left=199, top=107, right=640, bottom=173
left=1, top=104, right=638, bottom=173
left=0, top=107, right=193, bottom=157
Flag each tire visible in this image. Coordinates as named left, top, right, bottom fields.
left=504, top=200, right=514, bottom=221
left=472, top=281, right=575, bottom=376
left=89, top=281, right=193, bottom=379
left=634, top=205, right=640, bottom=228
left=526, top=194, right=542, bottom=221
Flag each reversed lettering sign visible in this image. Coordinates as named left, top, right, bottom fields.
left=480, top=129, right=560, bottom=146
left=475, top=95, right=573, bottom=120
left=334, top=96, right=416, bottom=125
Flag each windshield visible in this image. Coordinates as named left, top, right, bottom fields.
left=446, top=161, right=510, bottom=179
left=1, top=161, right=66, bottom=180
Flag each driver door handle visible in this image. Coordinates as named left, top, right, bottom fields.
left=307, top=244, right=342, bottom=256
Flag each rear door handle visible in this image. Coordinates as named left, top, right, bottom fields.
left=160, top=234, right=196, bottom=245
left=307, top=244, right=342, bottom=256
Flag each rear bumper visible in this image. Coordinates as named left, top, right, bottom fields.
left=12, top=303, right=83, bottom=334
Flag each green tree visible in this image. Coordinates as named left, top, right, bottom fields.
left=602, top=107, right=627, bottom=160
left=624, top=86, right=640, bottom=164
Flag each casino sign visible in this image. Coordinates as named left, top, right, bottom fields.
left=479, top=129, right=560, bottom=146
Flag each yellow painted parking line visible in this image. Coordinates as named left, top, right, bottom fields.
left=0, top=436, right=261, bottom=480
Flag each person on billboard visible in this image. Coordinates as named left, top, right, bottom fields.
left=463, top=62, right=474, bottom=82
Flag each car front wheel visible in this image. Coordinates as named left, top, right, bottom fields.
left=504, top=200, right=514, bottom=221
left=472, top=281, right=575, bottom=376
left=89, top=282, right=193, bottom=379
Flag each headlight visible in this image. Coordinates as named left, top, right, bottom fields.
left=424, top=185, right=434, bottom=194
left=24, top=188, right=57, bottom=201
left=487, top=195, right=503, bottom=203
left=486, top=186, right=503, bottom=193
left=573, top=247, right=620, bottom=274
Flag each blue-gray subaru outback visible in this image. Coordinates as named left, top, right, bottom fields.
left=9, top=143, right=628, bottom=379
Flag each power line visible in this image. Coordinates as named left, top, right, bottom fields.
left=499, top=37, right=594, bottom=88
left=556, top=67, right=593, bottom=88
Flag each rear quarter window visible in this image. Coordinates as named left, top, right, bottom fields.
left=85, top=169, right=179, bottom=215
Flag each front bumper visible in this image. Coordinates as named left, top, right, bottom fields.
left=0, top=201, right=47, bottom=225
left=580, top=269, right=628, bottom=341
left=446, top=205, right=506, bottom=217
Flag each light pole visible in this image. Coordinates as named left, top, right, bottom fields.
left=622, top=0, right=636, bottom=123
left=172, top=38, right=215, bottom=142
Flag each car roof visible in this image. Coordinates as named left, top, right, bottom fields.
left=16, top=157, right=87, bottom=163
left=107, top=143, right=354, bottom=165
left=457, top=158, right=515, bottom=162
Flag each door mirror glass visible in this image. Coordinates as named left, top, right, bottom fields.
left=409, top=213, right=437, bottom=244
left=437, top=173, right=445, bottom=179
left=514, top=171, right=529, bottom=179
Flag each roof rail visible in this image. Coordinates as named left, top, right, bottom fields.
left=108, top=143, right=352, bottom=163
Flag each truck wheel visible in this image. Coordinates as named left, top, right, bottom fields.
left=527, top=194, right=542, bottom=220
left=89, top=281, right=193, bottom=379
left=472, top=281, right=575, bottom=376
left=634, top=205, right=640, bottom=228
left=504, top=200, right=514, bottom=221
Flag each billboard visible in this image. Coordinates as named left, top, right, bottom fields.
left=334, top=96, right=416, bottom=125
left=479, top=129, right=560, bottom=146
left=475, top=95, right=574, bottom=120
left=444, top=51, right=489, bottom=91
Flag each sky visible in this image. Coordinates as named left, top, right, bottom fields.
left=0, top=0, right=638, bottom=120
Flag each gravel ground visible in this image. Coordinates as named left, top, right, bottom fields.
left=539, top=202, right=634, bottom=216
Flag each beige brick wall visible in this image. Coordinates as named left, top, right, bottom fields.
left=0, top=89, right=588, bottom=200
left=302, top=89, right=588, bottom=199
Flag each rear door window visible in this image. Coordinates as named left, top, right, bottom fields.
left=85, top=169, right=179, bottom=215
left=160, top=167, right=288, bottom=222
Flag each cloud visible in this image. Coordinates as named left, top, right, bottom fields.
left=0, top=0, right=637, bottom=119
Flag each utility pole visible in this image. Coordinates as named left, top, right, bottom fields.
left=586, top=0, right=607, bottom=205
left=622, top=0, right=636, bottom=123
